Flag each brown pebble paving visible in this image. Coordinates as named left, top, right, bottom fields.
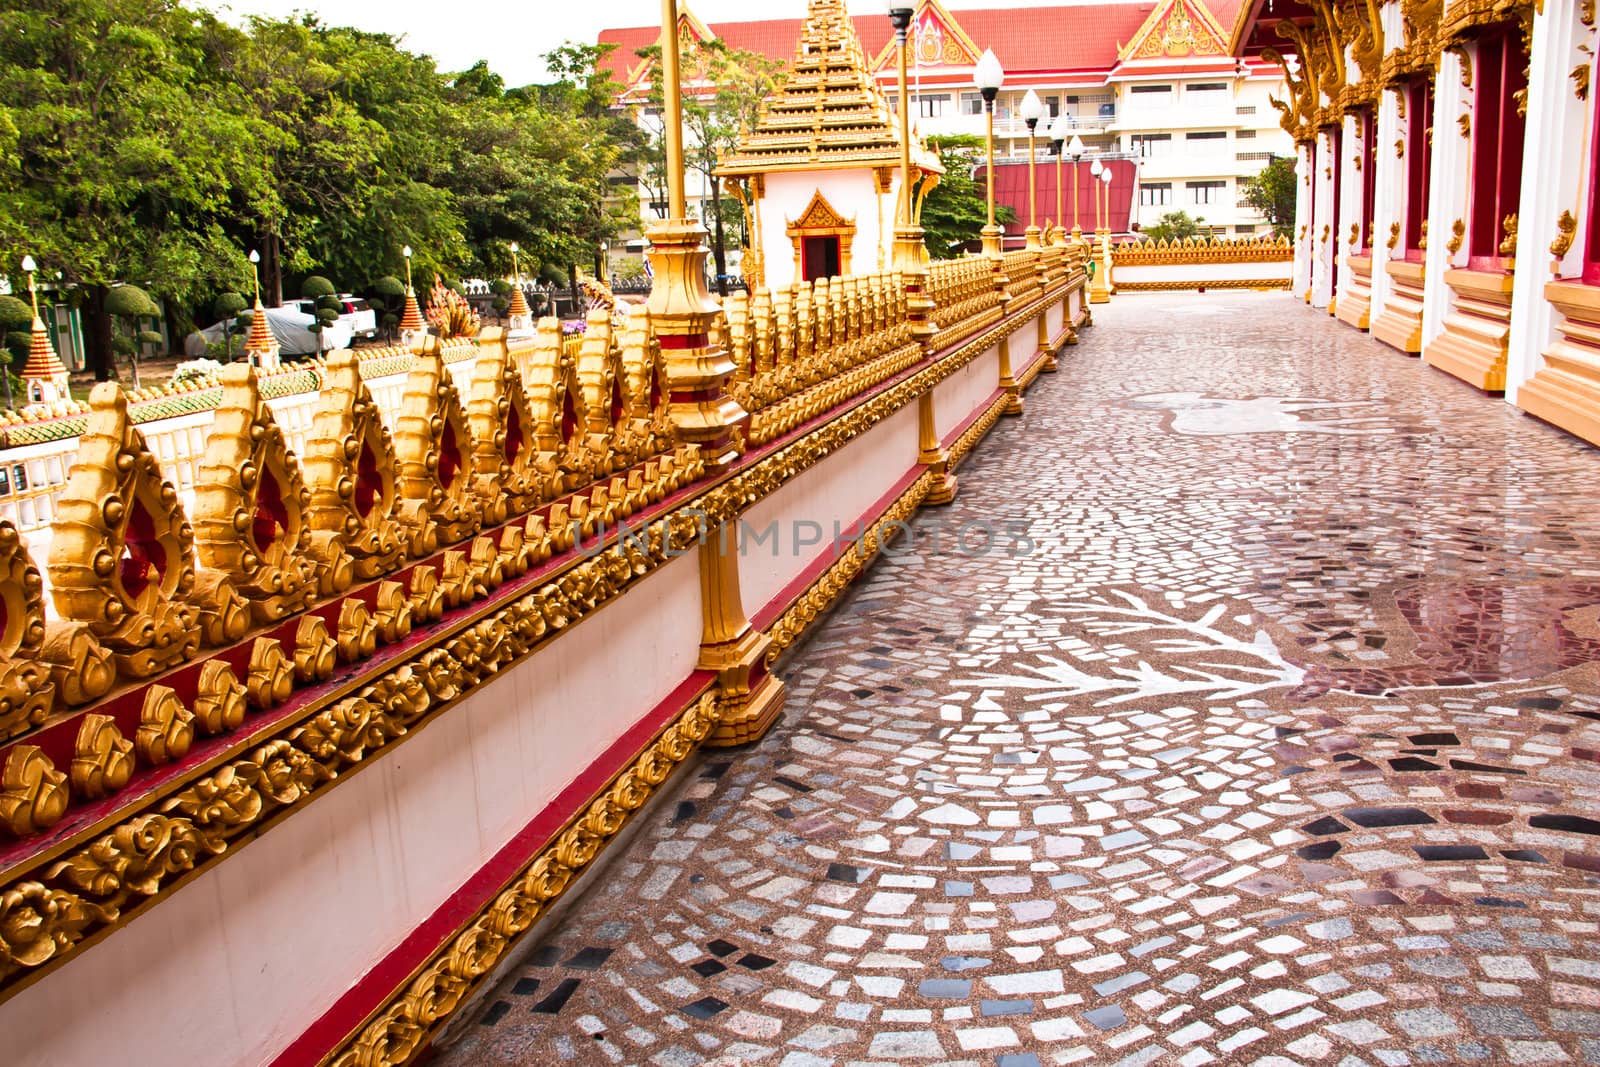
left=438, top=291, right=1600, bottom=1067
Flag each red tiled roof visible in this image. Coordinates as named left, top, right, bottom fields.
left=597, top=3, right=1234, bottom=86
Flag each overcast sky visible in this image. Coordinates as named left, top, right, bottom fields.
left=201, top=0, right=1133, bottom=86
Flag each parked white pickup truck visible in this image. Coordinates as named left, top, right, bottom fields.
left=280, top=295, right=379, bottom=341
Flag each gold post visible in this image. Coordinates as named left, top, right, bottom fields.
left=981, top=100, right=1004, bottom=258
left=1053, top=146, right=1065, bottom=247
left=661, top=0, right=688, bottom=221
left=888, top=14, right=934, bottom=346
left=896, top=27, right=912, bottom=230
left=1025, top=127, right=1040, bottom=251
left=1072, top=160, right=1081, bottom=237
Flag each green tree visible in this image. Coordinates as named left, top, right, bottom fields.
left=213, top=291, right=247, bottom=359
left=1142, top=210, right=1207, bottom=242
left=635, top=38, right=783, bottom=292
left=105, top=283, right=160, bottom=387
left=921, top=135, right=1017, bottom=260
left=1241, top=155, right=1296, bottom=238
left=0, top=0, right=262, bottom=379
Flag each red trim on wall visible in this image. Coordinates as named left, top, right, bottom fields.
left=1582, top=83, right=1600, bottom=284
left=268, top=669, right=719, bottom=1067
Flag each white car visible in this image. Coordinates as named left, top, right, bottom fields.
left=184, top=305, right=354, bottom=358
left=280, top=295, right=379, bottom=341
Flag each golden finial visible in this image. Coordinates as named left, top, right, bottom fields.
left=248, top=249, right=261, bottom=305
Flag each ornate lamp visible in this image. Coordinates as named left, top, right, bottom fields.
left=1067, top=134, right=1086, bottom=239
left=506, top=240, right=532, bottom=330
left=398, top=244, right=426, bottom=347
left=884, top=0, right=919, bottom=267
left=1101, top=167, right=1114, bottom=233
left=1019, top=89, right=1046, bottom=251
left=1089, top=158, right=1105, bottom=232
left=1047, top=114, right=1069, bottom=247
left=973, top=49, right=1005, bottom=257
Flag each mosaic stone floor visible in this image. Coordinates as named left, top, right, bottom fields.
left=439, top=292, right=1600, bottom=1067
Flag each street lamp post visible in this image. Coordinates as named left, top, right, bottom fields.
left=974, top=49, right=1005, bottom=258
left=886, top=0, right=954, bottom=507
left=1067, top=134, right=1086, bottom=241
left=1019, top=89, right=1045, bottom=251
left=1089, top=158, right=1104, bottom=231
left=1047, top=115, right=1067, bottom=247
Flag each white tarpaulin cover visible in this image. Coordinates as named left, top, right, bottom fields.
left=184, top=306, right=353, bottom=357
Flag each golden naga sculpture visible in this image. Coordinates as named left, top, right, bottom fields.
left=0, top=523, right=52, bottom=743
left=573, top=308, right=624, bottom=476
left=301, top=352, right=403, bottom=587
left=48, top=383, right=203, bottom=678
left=193, top=365, right=316, bottom=624
left=394, top=338, right=483, bottom=555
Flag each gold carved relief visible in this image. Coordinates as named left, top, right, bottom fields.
left=393, top=339, right=482, bottom=555
left=468, top=328, right=544, bottom=522
left=193, top=364, right=316, bottom=625
left=1552, top=210, right=1578, bottom=260
left=47, top=383, right=200, bottom=679
left=0, top=522, right=53, bottom=743
left=302, top=352, right=402, bottom=586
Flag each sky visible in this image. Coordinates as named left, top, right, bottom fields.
left=200, top=0, right=1136, bottom=86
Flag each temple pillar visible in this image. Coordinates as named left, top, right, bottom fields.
left=700, top=522, right=786, bottom=747
left=1310, top=128, right=1337, bottom=309
left=1335, top=111, right=1363, bottom=310
left=1506, top=0, right=1589, bottom=407
left=1369, top=84, right=1403, bottom=319
left=1420, top=48, right=1473, bottom=353
left=1292, top=142, right=1315, bottom=301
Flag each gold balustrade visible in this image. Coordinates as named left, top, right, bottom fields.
left=0, top=248, right=1084, bottom=1006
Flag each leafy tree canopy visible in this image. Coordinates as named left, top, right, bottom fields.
left=1240, top=155, right=1296, bottom=238
left=922, top=135, right=1016, bottom=260
left=1141, top=210, right=1207, bottom=242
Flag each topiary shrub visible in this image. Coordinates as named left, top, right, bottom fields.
left=301, top=275, right=336, bottom=300
left=214, top=291, right=247, bottom=320
left=0, top=295, right=33, bottom=330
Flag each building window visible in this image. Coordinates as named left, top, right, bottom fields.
left=1186, top=131, right=1226, bottom=148
left=918, top=93, right=950, bottom=118
left=1467, top=26, right=1528, bottom=267
left=1236, top=224, right=1257, bottom=235
left=1237, top=129, right=1256, bottom=139
left=1133, top=133, right=1172, bottom=158
left=1236, top=151, right=1274, bottom=162
left=1140, top=182, right=1172, bottom=207
left=1130, top=84, right=1172, bottom=94
left=960, top=92, right=983, bottom=116
left=1044, top=95, right=1060, bottom=117
left=1236, top=105, right=1257, bottom=115
left=1130, top=84, right=1173, bottom=108
left=1188, top=180, right=1226, bottom=205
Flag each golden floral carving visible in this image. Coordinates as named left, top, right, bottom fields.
left=194, top=660, right=247, bottom=737
left=247, top=636, right=294, bottom=709
left=193, top=364, right=315, bottom=624
left=1389, top=222, right=1402, bottom=251
left=0, top=882, right=115, bottom=974
left=394, top=339, right=482, bottom=555
left=326, top=690, right=720, bottom=1067
left=1395, top=137, right=1405, bottom=159
left=37, top=622, right=112, bottom=708
left=70, top=714, right=133, bottom=800
left=1458, top=112, right=1471, bottom=139
left=302, top=351, right=402, bottom=587
left=0, top=746, right=68, bottom=836
left=1447, top=218, right=1466, bottom=254
left=337, top=597, right=378, bottom=664
left=1574, top=63, right=1591, bottom=101
left=134, top=684, right=194, bottom=765
left=294, top=615, right=337, bottom=685
left=47, top=382, right=199, bottom=678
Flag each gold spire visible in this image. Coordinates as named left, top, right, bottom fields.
left=506, top=285, right=530, bottom=321
left=20, top=265, right=67, bottom=384
left=398, top=288, right=425, bottom=333
left=244, top=296, right=278, bottom=362
left=715, top=0, right=942, bottom=177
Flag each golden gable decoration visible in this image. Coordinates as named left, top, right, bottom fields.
left=716, top=0, right=941, bottom=178
left=1124, top=0, right=1230, bottom=60
left=394, top=338, right=482, bottom=555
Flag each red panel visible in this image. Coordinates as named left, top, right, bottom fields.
left=983, top=157, right=1139, bottom=240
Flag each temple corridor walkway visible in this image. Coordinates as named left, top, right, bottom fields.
left=443, top=292, right=1600, bottom=1066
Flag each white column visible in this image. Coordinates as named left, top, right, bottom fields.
left=1293, top=142, right=1315, bottom=299
left=1506, top=0, right=1590, bottom=404
left=1422, top=48, right=1474, bottom=353
left=1311, top=128, right=1337, bottom=308
left=1337, top=111, right=1363, bottom=300
left=1370, top=87, right=1403, bottom=316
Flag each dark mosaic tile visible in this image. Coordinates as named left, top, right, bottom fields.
left=563, top=947, right=612, bottom=971
left=681, top=996, right=729, bottom=1021
left=690, top=959, right=726, bottom=977
left=1345, top=806, right=1435, bottom=828
left=1414, top=845, right=1489, bottom=861
left=1532, top=813, right=1600, bottom=836
left=531, top=979, right=581, bottom=1015
left=736, top=953, right=775, bottom=971
left=706, top=939, right=738, bottom=957
left=510, top=977, right=540, bottom=996
left=478, top=1000, right=510, bottom=1027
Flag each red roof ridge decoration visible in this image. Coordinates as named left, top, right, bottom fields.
left=1119, top=0, right=1231, bottom=61
left=867, top=0, right=983, bottom=72
left=22, top=315, right=67, bottom=381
